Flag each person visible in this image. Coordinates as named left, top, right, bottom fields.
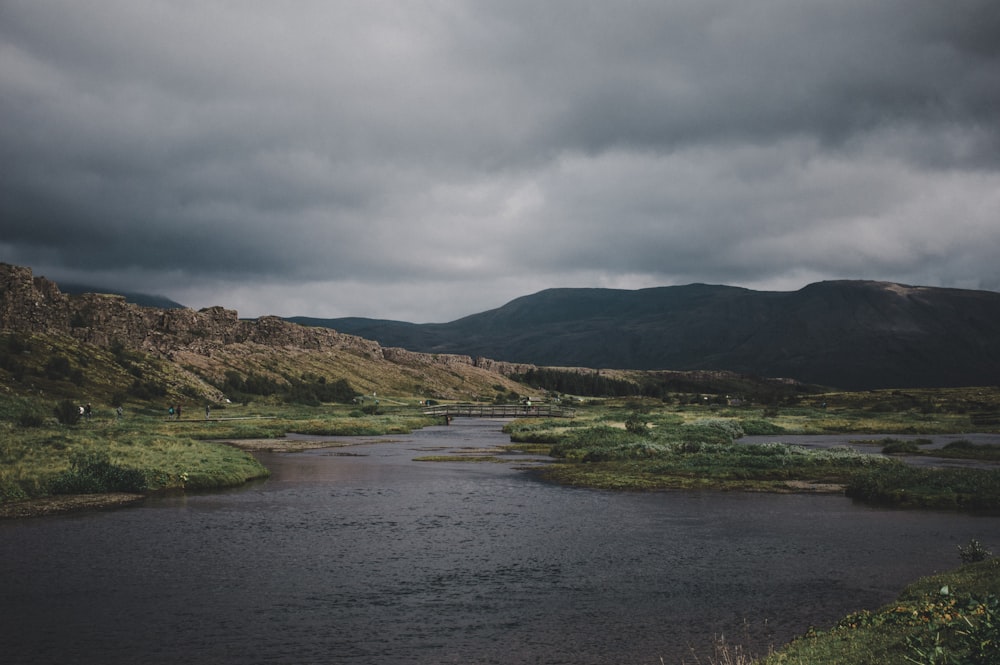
left=116, top=405, right=124, bottom=420
left=176, top=404, right=182, bottom=420
left=85, top=403, right=92, bottom=420
left=205, top=404, right=211, bottom=420
left=168, top=405, right=175, bottom=419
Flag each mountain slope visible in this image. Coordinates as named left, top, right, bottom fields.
left=293, top=281, right=1000, bottom=389
left=0, top=263, right=533, bottom=404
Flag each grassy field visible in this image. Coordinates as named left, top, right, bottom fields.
left=4, top=387, right=998, bottom=509
left=499, top=391, right=1000, bottom=511
left=0, top=398, right=437, bottom=504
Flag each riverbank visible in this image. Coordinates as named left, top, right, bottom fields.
left=220, top=433, right=399, bottom=453
left=0, top=492, right=145, bottom=519
left=0, top=434, right=400, bottom=519
left=0, top=404, right=444, bottom=514
left=759, top=557, right=1000, bottom=664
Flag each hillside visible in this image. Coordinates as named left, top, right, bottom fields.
left=291, top=281, right=1000, bottom=390
left=0, top=263, right=534, bottom=406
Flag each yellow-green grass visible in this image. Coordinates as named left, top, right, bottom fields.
left=0, top=421, right=268, bottom=500
left=0, top=399, right=437, bottom=503
left=760, top=558, right=1000, bottom=665
left=506, top=408, right=1000, bottom=510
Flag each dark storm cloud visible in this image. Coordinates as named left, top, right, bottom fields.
left=2, top=1, right=999, bottom=321
left=474, top=1, right=1000, bottom=155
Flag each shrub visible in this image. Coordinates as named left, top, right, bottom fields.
left=739, top=418, right=786, bottom=436
left=624, top=412, right=649, bottom=435
left=44, top=355, right=73, bottom=380
left=689, top=417, right=745, bottom=441
left=285, top=376, right=357, bottom=405
left=128, top=378, right=167, bottom=399
left=846, top=464, right=1000, bottom=510
left=53, top=399, right=81, bottom=425
left=881, top=439, right=921, bottom=454
left=6, top=398, right=49, bottom=427
left=16, top=411, right=45, bottom=428
left=958, top=539, right=994, bottom=564
left=49, top=452, right=148, bottom=494
left=679, top=422, right=738, bottom=446
left=550, top=426, right=637, bottom=460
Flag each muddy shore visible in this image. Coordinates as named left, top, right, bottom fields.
left=220, top=434, right=400, bottom=453
left=0, top=493, right=146, bottom=520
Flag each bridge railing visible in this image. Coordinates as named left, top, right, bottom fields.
left=422, top=403, right=576, bottom=418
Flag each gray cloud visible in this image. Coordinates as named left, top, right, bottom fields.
left=2, top=1, right=999, bottom=321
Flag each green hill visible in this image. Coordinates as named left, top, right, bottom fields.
left=293, top=281, right=1000, bottom=390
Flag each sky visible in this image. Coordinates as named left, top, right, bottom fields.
left=2, top=1, right=999, bottom=323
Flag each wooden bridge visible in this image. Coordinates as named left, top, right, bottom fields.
left=422, top=403, right=576, bottom=418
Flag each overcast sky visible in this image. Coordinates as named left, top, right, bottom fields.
left=2, top=1, right=999, bottom=322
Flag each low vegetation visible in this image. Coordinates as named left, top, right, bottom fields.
left=0, top=415, right=270, bottom=503
left=755, top=556, right=1000, bottom=665
left=526, top=418, right=893, bottom=493
left=0, top=399, right=437, bottom=506
left=501, top=397, right=1000, bottom=511
left=845, top=464, right=1000, bottom=511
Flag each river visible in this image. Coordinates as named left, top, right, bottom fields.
left=2, top=419, right=997, bottom=664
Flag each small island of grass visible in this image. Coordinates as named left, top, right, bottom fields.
left=501, top=404, right=1000, bottom=512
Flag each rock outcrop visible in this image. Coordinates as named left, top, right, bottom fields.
left=0, top=263, right=389, bottom=358
left=0, top=263, right=536, bottom=399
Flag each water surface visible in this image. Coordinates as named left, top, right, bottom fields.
left=2, top=419, right=996, bottom=664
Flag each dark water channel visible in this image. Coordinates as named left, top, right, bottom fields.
left=3, top=419, right=998, bottom=664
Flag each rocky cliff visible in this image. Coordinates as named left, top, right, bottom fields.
left=0, top=263, right=534, bottom=400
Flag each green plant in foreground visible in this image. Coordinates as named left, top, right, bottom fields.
left=902, top=587, right=999, bottom=665
left=958, top=539, right=994, bottom=564
left=762, top=560, right=1000, bottom=665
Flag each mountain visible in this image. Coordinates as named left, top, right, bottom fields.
left=290, top=281, right=1000, bottom=390
left=57, top=283, right=186, bottom=310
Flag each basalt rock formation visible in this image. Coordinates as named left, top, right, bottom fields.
left=0, top=263, right=533, bottom=401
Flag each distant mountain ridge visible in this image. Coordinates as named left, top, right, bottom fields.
left=290, top=281, right=1000, bottom=390
left=58, top=283, right=186, bottom=310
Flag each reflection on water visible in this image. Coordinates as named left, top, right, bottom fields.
left=2, top=419, right=997, bottom=664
